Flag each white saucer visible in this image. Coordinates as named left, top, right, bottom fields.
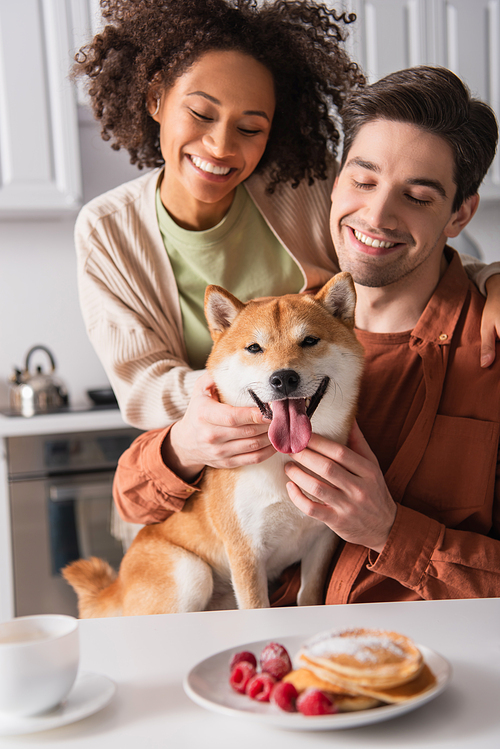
left=0, top=671, right=116, bottom=736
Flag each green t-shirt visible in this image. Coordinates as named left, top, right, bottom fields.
left=156, top=185, right=304, bottom=369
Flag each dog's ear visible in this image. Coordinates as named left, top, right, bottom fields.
left=315, top=272, right=356, bottom=329
left=205, top=285, right=245, bottom=340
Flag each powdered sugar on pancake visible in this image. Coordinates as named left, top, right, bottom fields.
left=304, top=630, right=408, bottom=664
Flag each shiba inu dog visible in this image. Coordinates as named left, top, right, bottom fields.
left=63, top=273, right=364, bottom=617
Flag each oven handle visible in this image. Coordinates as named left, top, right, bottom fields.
left=49, top=482, right=113, bottom=502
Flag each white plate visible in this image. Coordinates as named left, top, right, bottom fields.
left=0, top=671, right=116, bottom=736
left=184, top=635, right=451, bottom=732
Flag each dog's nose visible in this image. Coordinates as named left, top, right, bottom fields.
left=270, top=369, right=300, bottom=396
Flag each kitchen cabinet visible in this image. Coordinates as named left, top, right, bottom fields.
left=338, top=0, right=500, bottom=199
left=0, top=0, right=82, bottom=217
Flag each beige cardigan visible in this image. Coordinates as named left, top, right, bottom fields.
left=75, top=167, right=494, bottom=430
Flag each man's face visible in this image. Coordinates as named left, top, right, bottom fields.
left=330, top=119, right=462, bottom=288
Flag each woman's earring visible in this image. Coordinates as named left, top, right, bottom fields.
left=152, top=96, right=161, bottom=117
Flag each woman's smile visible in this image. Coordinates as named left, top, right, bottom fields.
left=187, top=154, right=234, bottom=179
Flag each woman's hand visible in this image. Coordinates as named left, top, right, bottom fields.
left=284, top=421, right=396, bottom=553
left=481, top=274, right=500, bottom=367
left=164, top=372, right=275, bottom=481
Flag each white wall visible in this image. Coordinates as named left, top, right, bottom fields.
left=0, top=102, right=499, bottom=413
left=0, top=109, right=142, bottom=410
left=464, top=202, right=500, bottom=267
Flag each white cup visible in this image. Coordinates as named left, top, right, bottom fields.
left=0, top=614, right=79, bottom=717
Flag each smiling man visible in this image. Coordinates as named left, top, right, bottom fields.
left=284, top=66, right=500, bottom=602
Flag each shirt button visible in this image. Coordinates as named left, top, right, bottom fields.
left=439, top=333, right=448, bottom=341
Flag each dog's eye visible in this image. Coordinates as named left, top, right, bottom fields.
left=245, top=343, right=263, bottom=354
left=300, top=336, right=320, bottom=348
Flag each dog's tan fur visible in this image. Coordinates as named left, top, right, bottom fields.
left=63, top=273, right=364, bottom=617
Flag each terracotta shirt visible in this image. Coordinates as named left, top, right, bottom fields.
left=327, top=249, right=500, bottom=603
left=113, top=249, right=500, bottom=602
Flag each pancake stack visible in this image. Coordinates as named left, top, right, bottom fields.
left=283, top=627, right=436, bottom=711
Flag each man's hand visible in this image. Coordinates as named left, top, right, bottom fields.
left=284, top=421, right=396, bottom=553
left=164, top=372, right=275, bottom=482
left=481, top=274, right=500, bottom=367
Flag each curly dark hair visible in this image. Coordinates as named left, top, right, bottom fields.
left=74, top=0, right=365, bottom=190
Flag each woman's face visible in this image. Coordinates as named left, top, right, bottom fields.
left=150, top=49, right=275, bottom=231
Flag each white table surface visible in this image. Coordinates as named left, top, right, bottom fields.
left=1, top=597, right=499, bottom=748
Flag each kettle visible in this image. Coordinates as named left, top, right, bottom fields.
left=9, top=345, right=69, bottom=417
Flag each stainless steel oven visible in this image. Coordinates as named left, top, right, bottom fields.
left=6, top=427, right=141, bottom=617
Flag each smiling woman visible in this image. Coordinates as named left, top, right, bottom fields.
left=73, top=0, right=364, bottom=444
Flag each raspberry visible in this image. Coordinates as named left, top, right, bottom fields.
left=259, top=642, right=292, bottom=672
left=246, top=672, right=276, bottom=702
left=229, top=661, right=256, bottom=694
left=296, top=688, right=338, bottom=716
left=270, top=681, right=298, bottom=712
left=261, top=656, right=292, bottom=680
left=229, top=650, right=257, bottom=671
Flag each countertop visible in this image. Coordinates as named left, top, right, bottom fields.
left=1, top=597, right=499, bottom=747
left=0, top=407, right=130, bottom=438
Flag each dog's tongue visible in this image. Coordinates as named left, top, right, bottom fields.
left=268, top=398, right=312, bottom=454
